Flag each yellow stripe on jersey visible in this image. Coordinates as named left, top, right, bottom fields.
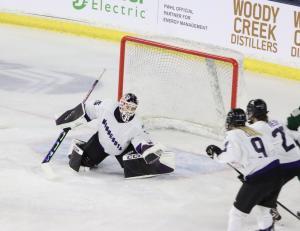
left=238, top=126, right=262, bottom=137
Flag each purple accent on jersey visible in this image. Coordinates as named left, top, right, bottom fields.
left=268, top=119, right=279, bottom=127
left=258, top=224, right=274, bottom=231
left=281, top=159, right=300, bottom=169
left=136, top=143, right=154, bottom=154
left=102, top=119, right=122, bottom=151
left=245, top=160, right=280, bottom=181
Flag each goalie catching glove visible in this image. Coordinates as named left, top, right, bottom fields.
left=141, top=144, right=165, bottom=164
left=56, top=103, right=89, bottom=130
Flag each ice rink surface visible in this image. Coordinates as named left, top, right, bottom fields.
left=0, top=25, right=299, bottom=231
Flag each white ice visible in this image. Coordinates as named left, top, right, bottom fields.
left=0, top=25, right=299, bottom=231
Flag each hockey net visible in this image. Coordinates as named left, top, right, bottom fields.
left=118, top=36, right=245, bottom=139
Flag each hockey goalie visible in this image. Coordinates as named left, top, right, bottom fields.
left=55, top=93, right=175, bottom=179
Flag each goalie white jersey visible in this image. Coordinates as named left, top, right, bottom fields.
left=84, top=99, right=152, bottom=156
left=249, top=120, right=300, bottom=165
left=216, top=127, right=278, bottom=178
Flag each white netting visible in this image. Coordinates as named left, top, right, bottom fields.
left=120, top=36, right=245, bottom=138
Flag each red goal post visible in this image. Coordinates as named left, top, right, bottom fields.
left=117, top=35, right=243, bottom=138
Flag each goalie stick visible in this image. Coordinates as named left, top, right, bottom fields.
left=41, top=68, right=106, bottom=164
left=227, top=163, right=300, bottom=221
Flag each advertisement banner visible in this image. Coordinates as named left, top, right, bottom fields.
left=228, top=0, right=298, bottom=65
left=0, top=0, right=299, bottom=67
left=69, top=0, right=158, bottom=31
left=157, top=0, right=213, bottom=43
left=0, top=0, right=158, bottom=31
left=292, top=10, right=300, bottom=58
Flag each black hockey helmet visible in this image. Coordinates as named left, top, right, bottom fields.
left=225, top=108, right=246, bottom=130
left=123, top=93, right=138, bottom=105
left=246, top=99, right=268, bottom=122
left=119, top=93, right=138, bottom=122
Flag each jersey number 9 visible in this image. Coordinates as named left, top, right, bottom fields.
left=251, top=137, right=268, bottom=157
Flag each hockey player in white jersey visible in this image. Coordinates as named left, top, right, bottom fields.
left=246, top=99, right=300, bottom=221
left=286, top=106, right=300, bottom=217
left=55, top=93, right=174, bottom=178
left=247, top=99, right=300, bottom=174
left=206, top=108, right=281, bottom=231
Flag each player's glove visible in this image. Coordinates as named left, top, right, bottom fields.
left=206, top=145, right=222, bottom=159
left=56, top=103, right=88, bottom=130
left=287, top=107, right=300, bottom=131
left=142, top=144, right=165, bottom=164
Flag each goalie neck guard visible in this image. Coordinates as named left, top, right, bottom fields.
left=119, top=93, right=138, bottom=122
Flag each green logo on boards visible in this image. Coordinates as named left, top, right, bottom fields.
left=73, top=0, right=89, bottom=10
left=73, top=0, right=144, bottom=10
left=126, top=0, right=143, bottom=3
left=72, top=0, right=146, bottom=19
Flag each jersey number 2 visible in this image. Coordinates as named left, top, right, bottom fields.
left=272, top=126, right=295, bottom=152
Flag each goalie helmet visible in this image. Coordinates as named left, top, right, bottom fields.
left=246, top=99, right=268, bottom=122
left=119, top=93, right=138, bottom=122
left=225, top=108, right=246, bottom=130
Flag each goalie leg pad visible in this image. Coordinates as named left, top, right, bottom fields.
left=69, top=143, right=84, bottom=172
left=80, top=132, right=109, bottom=167
left=115, top=143, right=136, bottom=168
left=68, top=139, right=86, bottom=158
left=68, top=134, right=110, bottom=171
left=123, top=152, right=175, bottom=179
left=123, top=153, right=149, bottom=178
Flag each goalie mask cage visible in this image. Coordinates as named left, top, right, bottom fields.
left=118, top=35, right=244, bottom=138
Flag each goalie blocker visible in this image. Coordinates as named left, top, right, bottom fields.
left=56, top=103, right=89, bottom=130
